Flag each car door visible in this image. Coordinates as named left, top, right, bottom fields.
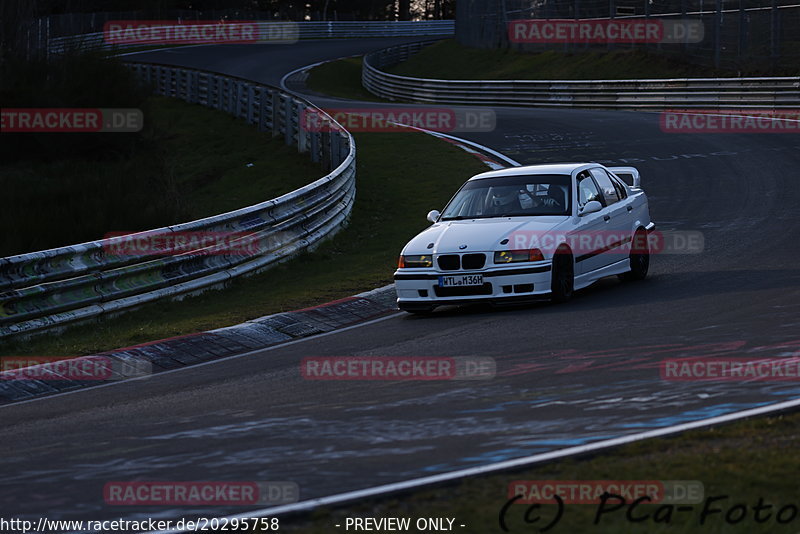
left=588, top=167, right=633, bottom=267
left=574, top=171, right=610, bottom=275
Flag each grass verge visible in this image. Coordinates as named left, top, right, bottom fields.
left=386, top=40, right=799, bottom=80
left=0, top=96, right=321, bottom=257
left=285, top=410, right=800, bottom=533
left=303, top=44, right=748, bottom=104
left=306, top=56, right=385, bottom=101
left=0, top=131, right=487, bottom=356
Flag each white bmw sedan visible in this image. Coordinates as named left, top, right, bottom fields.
left=394, top=163, right=656, bottom=313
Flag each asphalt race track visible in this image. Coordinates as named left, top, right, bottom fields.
left=2, top=38, right=799, bottom=528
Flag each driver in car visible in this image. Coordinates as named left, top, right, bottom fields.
left=520, top=185, right=564, bottom=212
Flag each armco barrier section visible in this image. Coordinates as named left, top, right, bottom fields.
left=48, top=20, right=455, bottom=54
left=363, top=41, right=800, bottom=110
left=0, top=63, right=356, bottom=338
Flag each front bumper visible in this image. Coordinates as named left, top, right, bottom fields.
left=394, top=263, right=553, bottom=311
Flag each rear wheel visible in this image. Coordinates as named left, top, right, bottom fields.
left=550, top=249, right=574, bottom=303
left=619, top=229, right=650, bottom=281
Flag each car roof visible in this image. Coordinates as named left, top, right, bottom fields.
left=468, top=163, right=597, bottom=181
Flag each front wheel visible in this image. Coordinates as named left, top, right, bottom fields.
left=619, top=229, right=650, bottom=281
left=550, top=250, right=574, bottom=303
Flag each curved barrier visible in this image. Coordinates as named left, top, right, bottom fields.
left=363, top=41, right=800, bottom=110
left=48, top=20, right=455, bottom=54
left=0, top=63, right=356, bottom=338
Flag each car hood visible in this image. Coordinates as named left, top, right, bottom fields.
left=403, top=217, right=571, bottom=255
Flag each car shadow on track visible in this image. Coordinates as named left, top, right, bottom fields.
left=400, top=268, right=800, bottom=319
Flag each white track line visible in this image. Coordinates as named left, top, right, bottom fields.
left=279, top=54, right=360, bottom=92
left=398, top=124, right=521, bottom=167
left=277, top=57, right=523, bottom=170
left=0, top=312, right=402, bottom=410
left=112, top=44, right=213, bottom=57
left=151, top=397, right=800, bottom=533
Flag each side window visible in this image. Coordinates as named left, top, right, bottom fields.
left=577, top=172, right=603, bottom=207
left=590, top=168, right=620, bottom=205
left=610, top=175, right=628, bottom=199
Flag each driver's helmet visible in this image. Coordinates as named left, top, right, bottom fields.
left=488, top=186, right=520, bottom=211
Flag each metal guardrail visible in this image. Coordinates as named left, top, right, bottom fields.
left=48, top=20, right=455, bottom=54
left=0, top=63, right=356, bottom=338
left=363, top=41, right=800, bottom=110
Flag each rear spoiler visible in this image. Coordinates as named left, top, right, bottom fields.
left=608, top=166, right=641, bottom=189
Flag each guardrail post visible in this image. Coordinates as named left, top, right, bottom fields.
left=181, top=69, right=190, bottom=100
left=272, top=92, right=282, bottom=137
left=284, top=94, right=293, bottom=146
left=166, top=68, right=175, bottom=97
left=215, top=76, right=224, bottom=110
left=187, top=71, right=197, bottom=103
left=310, top=129, right=321, bottom=163
left=231, top=81, right=238, bottom=117
left=233, top=81, right=242, bottom=118
left=342, top=134, right=350, bottom=162
left=330, top=130, right=341, bottom=167
left=296, top=100, right=308, bottom=153
left=153, top=66, right=162, bottom=95
left=258, top=87, right=269, bottom=132
left=321, top=126, right=332, bottom=171
left=246, top=85, right=256, bottom=125
left=199, top=72, right=208, bottom=106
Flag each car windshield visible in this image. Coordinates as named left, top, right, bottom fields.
left=440, top=174, right=572, bottom=220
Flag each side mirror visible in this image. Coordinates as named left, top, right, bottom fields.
left=579, top=200, right=602, bottom=216
left=427, top=210, right=441, bottom=223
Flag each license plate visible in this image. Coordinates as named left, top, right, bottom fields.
left=438, top=274, right=484, bottom=288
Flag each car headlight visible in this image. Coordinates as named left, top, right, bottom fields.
left=494, top=249, right=544, bottom=263
left=398, top=255, right=433, bottom=268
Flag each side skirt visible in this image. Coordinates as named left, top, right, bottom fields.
left=574, top=258, right=630, bottom=290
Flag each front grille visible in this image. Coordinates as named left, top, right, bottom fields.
left=461, top=253, right=486, bottom=270
left=434, top=283, right=493, bottom=297
left=437, top=255, right=460, bottom=270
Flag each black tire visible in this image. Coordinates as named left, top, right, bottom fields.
left=550, top=249, right=574, bottom=303
left=620, top=229, right=650, bottom=281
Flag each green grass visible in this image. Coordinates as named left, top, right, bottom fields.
left=386, top=39, right=799, bottom=80
left=285, top=410, right=800, bottom=533
left=0, top=132, right=487, bottom=357
left=306, top=56, right=385, bottom=101
left=304, top=45, right=750, bottom=104
left=0, top=96, right=321, bottom=257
